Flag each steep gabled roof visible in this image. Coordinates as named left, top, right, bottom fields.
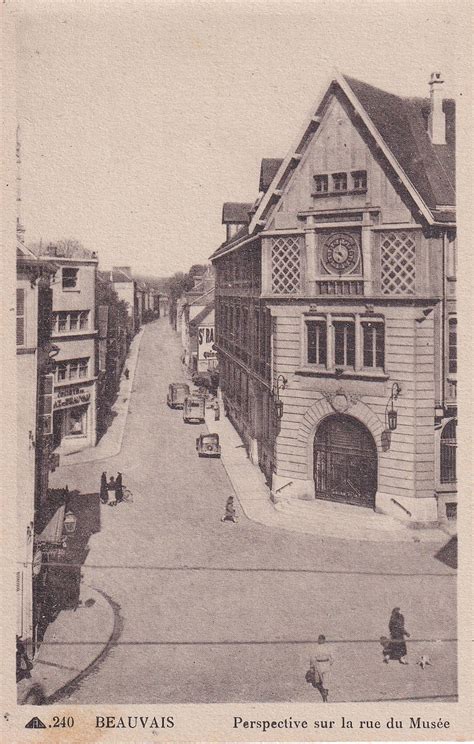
left=222, top=202, right=253, bottom=224
left=343, top=76, right=455, bottom=210
left=249, top=72, right=456, bottom=232
left=259, top=158, right=284, bottom=192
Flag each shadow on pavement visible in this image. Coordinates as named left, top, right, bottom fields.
left=434, top=534, right=457, bottom=569
left=36, top=491, right=102, bottom=645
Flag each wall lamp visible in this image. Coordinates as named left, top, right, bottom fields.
left=385, top=382, right=402, bottom=431
left=273, top=375, right=287, bottom=419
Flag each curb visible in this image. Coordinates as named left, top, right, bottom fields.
left=62, top=327, right=145, bottom=465
left=44, top=586, right=122, bottom=704
left=18, top=585, right=120, bottom=705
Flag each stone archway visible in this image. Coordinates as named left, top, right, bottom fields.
left=297, top=393, right=384, bottom=496
left=313, top=414, right=378, bottom=508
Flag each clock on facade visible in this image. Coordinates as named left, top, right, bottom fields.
left=322, top=232, right=361, bottom=274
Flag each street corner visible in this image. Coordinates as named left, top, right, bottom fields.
left=19, top=585, right=117, bottom=704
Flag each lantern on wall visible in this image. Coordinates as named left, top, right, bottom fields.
left=273, top=375, right=287, bottom=420
left=386, top=382, right=402, bottom=431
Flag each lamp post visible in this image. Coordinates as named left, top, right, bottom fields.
left=273, top=374, right=287, bottom=419
left=386, top=382, right=402, bottom=431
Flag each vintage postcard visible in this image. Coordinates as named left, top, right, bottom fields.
left=1, top=0, right=472, bottom=741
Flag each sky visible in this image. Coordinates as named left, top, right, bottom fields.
left=14, top=0, right=470, bottom=277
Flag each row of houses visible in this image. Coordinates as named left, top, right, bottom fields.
left=16, top=218, right=168, bottom=659
left=210, top=72, right=457, bottom=526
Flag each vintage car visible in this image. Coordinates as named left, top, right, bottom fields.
left=167, top=383, right=190, bottom=409
left=196, top=433, right=221, bottom=458
left=182, top=394, right=206, bottom=423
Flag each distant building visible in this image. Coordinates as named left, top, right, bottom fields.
left=109, top=266, right=138, bottom=333
left=37, top=244, right=99, bottom=454
left=211, top=72, right=456, bottom=525
left=180, top=269, right=215, bottom=373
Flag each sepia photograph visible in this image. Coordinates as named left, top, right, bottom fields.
left=2, top=0, right=472, bottom=740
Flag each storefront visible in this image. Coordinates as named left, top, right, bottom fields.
left=52, top=380, right=96, bottom=453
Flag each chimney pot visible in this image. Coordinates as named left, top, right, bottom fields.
left=428, top=71, right=446, bottom=145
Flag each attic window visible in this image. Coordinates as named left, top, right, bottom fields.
left=352, top=170, right=367, bottom=191
left=332, top=173, right=347, bottom=192
left=314, top=174, right=328, bottom=194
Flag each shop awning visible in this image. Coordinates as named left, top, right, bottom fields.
left=35, top=504, right=65, bottom=545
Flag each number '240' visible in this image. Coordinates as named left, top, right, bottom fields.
left=52, top=716, right=74, bottom=728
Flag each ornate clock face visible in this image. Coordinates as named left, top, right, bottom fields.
left=322, top=233, right=360, bottom=274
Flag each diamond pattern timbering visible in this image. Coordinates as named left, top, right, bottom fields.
left=380, top=231, right=416, bottom=295
left=271, top=236, right=301, bottom=294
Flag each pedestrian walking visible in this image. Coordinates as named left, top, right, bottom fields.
left=221, top=496, right=237, bottom=523
left=124, top=367, right=129, bottom=380
left=388, top=607, right=410, bottom=664
left=107, top=475, right=117, bottom=506
left=116, top=472, right=123, bottom=502
left=213, top=399, right=220, bottom=421
left=100, top=472, right=108, bottom=504
left=310, top=634, right=334, bottom=702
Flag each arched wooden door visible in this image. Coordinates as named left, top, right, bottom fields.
left=314, top=414, right=377, bottom=508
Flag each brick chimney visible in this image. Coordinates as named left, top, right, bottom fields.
left=428, top=72, right=446, bottom=145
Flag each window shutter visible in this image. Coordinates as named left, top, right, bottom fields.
left=16, top=288, right=25, bottom=345
left=39, top=373, right=54, bottom=436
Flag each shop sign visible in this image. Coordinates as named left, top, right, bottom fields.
left=198, top=326, right=217, bottom=361
left=53, top=385, right=91, bottom=410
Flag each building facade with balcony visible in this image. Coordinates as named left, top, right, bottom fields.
left=211, top=73, right=456, bottom=525
left=38, top=244, right=99, bottom=454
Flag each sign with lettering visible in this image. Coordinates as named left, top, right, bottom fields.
left=53, top=385, right=91, bottom=410
left=198, top=326, right=216, bottom=361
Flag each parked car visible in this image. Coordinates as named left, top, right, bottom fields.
left=167, top=383, right=190, bottom=409
left=196, top=433, right=221, bottom=458
left=183, top=394, right=206, bottom=423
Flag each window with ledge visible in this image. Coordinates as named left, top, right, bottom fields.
left=53, top=310, right=90, bottom=334
left=306, top=320, right=327, bottom=365
left=334, top=321, right=355, bottom=367
left=332, top=172, right=347, bottom=192
left=62, top=267, right=79, bottom=289
left=303, top=315, right=385, bottom=374
left=352, top=170, right=367, bottom=191
left=448, top=317, right=457, bottom=374
left=313, top=174, right=328, bottom=194
left=362, top=321, right=384, bottom=368
left=55, top=357, right=89, bottom=382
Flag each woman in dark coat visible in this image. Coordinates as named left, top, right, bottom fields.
left=100, top=472, right=108, bottom=504
left=389, top=607, right=410, bottom=663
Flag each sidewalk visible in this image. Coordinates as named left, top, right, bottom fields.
left=18, top=585, right=116, bottom=704
left=61, top=328, right=144, bottom=466
left=204, top=403, right=447, bottom=544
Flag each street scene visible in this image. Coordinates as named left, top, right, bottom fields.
left=11, top=1, right=463, bottom=715
left=31, top=319, right=456, bottom=705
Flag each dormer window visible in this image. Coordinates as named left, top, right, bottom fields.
left=352, top=170, right=367, bottom=191
left=313, top=174, right=328, bottom=194
left=332, top=172, right=347, bottom=192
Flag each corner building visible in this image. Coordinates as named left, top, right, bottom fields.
left=211, top=73, right=456, bottom=525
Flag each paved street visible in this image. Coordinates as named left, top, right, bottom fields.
left=50, top=318, right=457, bottom=704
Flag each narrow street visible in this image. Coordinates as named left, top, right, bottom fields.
left=51, top=318, right=457, bottom=704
